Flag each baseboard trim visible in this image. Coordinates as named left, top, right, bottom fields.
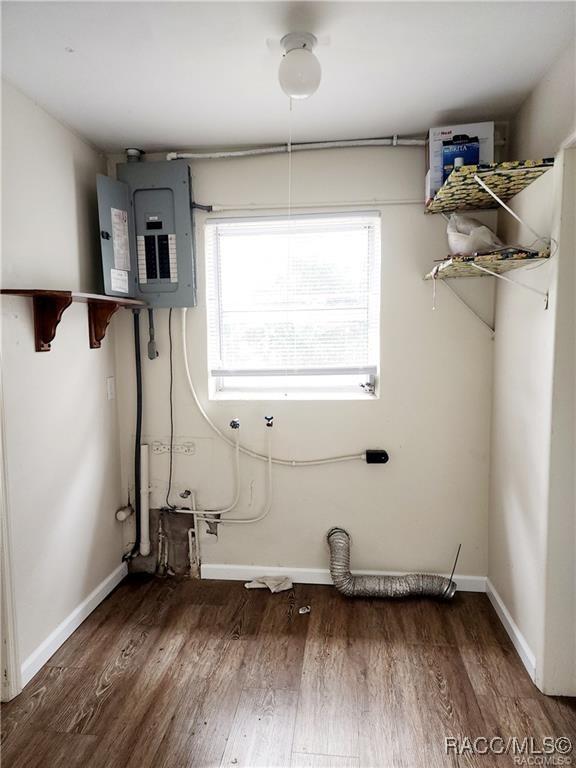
left=20, top=562, right=128, bottom=688
left=200, top=563, right=487, bottom=593
left=486, top=578, right=536, bottom=681
left=17, top=565, right=535, bottom=689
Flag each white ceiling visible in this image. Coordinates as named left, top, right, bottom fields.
left=2, top=2, right=574, bottom=152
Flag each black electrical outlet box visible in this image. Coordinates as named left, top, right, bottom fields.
left=365, top=449, right=389, bottom=464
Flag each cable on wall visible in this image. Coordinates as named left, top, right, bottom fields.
left=129, top=309, right=143, bottom=557
left=181, top=308, right=364, bottom=466
left=147, top=308, right=159, bottom=360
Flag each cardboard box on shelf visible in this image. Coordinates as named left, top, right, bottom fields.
left=425, top=122, right=494, bottom=203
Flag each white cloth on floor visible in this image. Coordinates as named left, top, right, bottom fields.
left=244, top=576, right=293, bottom=593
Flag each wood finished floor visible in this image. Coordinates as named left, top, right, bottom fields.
left=2, top=576, right=575, bottom=768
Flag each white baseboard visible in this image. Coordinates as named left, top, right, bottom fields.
left=16, top=564, right=534, bottom=692
left=20, top=562, right=128, bottom=688
left=486, top=578, right=536, bottom=682
left=200, top=563, right=487, bottom=593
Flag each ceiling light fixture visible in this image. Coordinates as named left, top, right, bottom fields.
left=278, top=32, right=321, bottom=100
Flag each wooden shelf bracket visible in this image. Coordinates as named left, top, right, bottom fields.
left=1, top=289, right=146, bottom=351
left=86, top=299, right=122, bottom=349
left=72, top=293, right=145, bottom=349
left=32, top=292, right=74, bottom=352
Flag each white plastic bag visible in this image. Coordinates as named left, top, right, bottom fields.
left=447, top=214, right=502, bottom=256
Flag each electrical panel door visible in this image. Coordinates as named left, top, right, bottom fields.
left=98, top=159, right=197, bottom=308
left=96, top=175, right=137, bottom=298
left=118, top=159, right=196, bottom=308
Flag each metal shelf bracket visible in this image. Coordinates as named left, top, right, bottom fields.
left=431, top=272, right=495, bottom=335
left=473, top=174, right=551, bottom=309
left=469, top=262, right=549, bottom=308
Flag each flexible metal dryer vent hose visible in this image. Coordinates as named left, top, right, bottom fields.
left=327, top=528, right=457, bottom=600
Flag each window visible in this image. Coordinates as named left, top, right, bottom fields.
left=205, top=212, right=381, bottom=399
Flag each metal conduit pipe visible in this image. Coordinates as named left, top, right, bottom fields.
left=327, top=527, right=457, bottom=600
left=166, top=136, right=426, bottom=161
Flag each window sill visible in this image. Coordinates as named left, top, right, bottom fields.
left=210, top=390, right=379, bottom=402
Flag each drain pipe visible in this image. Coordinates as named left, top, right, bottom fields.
left=327, top=527, right=457, bottom=599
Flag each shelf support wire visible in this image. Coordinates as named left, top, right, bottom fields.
left=430, top=265, right=494, bottom=333
left=473, top=173, right=548, bottom=246
left=469, top=262, right=549, bottom=308
left=473, top=173, right=550, bottom=309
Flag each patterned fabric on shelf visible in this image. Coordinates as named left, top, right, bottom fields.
left=424, top=246, right=550, bottom=280
left=426, top=159, right=554, bottom=214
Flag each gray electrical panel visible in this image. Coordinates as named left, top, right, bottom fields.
left=97, top=159, right=196, bottom=307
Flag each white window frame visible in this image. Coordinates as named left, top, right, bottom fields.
left=205, top=211, right=381, bottom=401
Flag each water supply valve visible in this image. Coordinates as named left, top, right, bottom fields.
left=230, top=419, right=240, bottom=430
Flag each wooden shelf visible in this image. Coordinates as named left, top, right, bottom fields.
left=1, top=290, right=146, bottom=351
left=424, top=247, right=550, bottom=281
left=425, top=159, right=554, bottom=214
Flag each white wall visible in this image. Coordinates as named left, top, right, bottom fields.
left=1, top=81, right=124, bottom=681
left=489, top=38, right=576, bottom=693
left=511, top=40, right=575, bottom=159
left=113, top=147, right=494, bottom=580
left=489, top=170, right=556, bottom=661
left=542, top=147, right=576, bottom=694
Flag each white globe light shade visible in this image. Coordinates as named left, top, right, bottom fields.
left=278, top=48, right=321, bottom=99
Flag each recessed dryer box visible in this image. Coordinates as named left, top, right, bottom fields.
left=97, top=159, right=197, bottom=308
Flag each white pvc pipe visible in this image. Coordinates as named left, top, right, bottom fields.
left=170, top=427, right=273, bottom=526
left=166, top=136, right=426, bottom=162
left=210, top=431, right=241, bottom=514
left=115, top=505, right=133, bottom=522
left=195, top=426, right=274, bottom=525
left=209, top=199, right=421, bottom=213
left=167, top=433, right=241, bottom=518
left=140, top=444, right=151, bottom=556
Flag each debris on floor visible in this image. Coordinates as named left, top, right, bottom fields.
left=298, top=605, right=311, bottom=614
left=244, top=576, right=293, bottom=593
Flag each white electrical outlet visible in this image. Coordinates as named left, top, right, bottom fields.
left=174, top=443, right=196, bottom=455
left=151, top=440, right=196, bottom=455
left=106, top=376, right=116, bottom=400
